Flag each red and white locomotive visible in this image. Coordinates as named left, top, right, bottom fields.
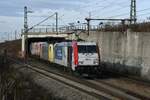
left=30, top=41, right=101, bottom=75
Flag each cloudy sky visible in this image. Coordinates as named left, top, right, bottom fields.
left=0, top=0, right=150, bottom=42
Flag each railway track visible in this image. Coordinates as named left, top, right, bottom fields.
left=8, top=57, right=150, bottom=100
left=9, top=58, right=118, bottom=100
left=26, top=60, right=150, bottom=100
left=29, top=58, right=150, bottom=100
left=104, top=69, right=150, bottom=87
left=88, top=80, right=150, bottom=100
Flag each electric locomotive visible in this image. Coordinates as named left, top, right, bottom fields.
left=30, top=41, right=100, bottom=76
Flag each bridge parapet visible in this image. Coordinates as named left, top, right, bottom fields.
left=22, top=25, right=101, bottom=34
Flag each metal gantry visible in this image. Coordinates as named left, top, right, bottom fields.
left=130, top=0, right=137, bottom=24
left=24, top=6, right=33, bottom=63
left=24, top=6, right=28, bottom=34
left=85, top=18, right=131, bottom=35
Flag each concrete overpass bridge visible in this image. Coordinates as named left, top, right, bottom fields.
left=21, top=31, right=70, bottom=57
left=21, top=25, right=99, bottom=56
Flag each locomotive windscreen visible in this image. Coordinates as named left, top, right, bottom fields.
left=78, top=45, right=97, bottom=53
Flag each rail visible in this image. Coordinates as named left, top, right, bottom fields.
left=8, top=57, right=149, bottom=100
left=9, top=57, right=117, bottom=99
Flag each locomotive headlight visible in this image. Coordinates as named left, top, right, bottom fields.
left=94, top=59, right=99, bottom=64
left=79, top=61, right=84, bottom=64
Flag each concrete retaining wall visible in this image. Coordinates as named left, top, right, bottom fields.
left=76, top=30, right=150, bottom=81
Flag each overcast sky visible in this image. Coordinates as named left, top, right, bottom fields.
left=0, top=0, right=150, bottom=42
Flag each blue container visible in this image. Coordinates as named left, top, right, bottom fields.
left=54, top=42, right=72, bottom=67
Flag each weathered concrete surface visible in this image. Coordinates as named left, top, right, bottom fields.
left=75, top=30, right=150, bottom=81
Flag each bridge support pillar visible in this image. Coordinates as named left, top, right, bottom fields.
left=21, top=35, right=26, bottom=57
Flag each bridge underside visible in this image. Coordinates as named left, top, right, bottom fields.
left=28, top=37, right=66, bottom=43
left=21, top=33, right=69, bottom=57
left=27, top=37, right=66, bottom=54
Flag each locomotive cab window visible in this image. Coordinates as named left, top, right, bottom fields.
left=78, top=45, right=97, bottom=53
left=78, top=46, right=86, bottom=53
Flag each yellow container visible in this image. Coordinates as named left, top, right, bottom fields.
left=48, top=44, right=54, bottom=62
